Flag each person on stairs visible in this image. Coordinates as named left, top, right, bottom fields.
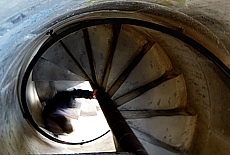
left=42, top=89, right=97, bottom=137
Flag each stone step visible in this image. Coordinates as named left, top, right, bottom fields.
left=138, top=138, right=180, bottom=155
left=42, top=41, right=89, bottom=80
left=117, top=74, right=186, bottom=110
left=112, top=43, right=173, bottom=100
left=126, top=115, right=197, bottom=150
left=120, top=109, right=189, bottom=119
left=61, top=29, right=93, bottom=81
left=62, top=153, right=134, bottom=155
left=32, top=58, right=84, bottom=81
left=105, top=24, right=151, bottom=91
left=87, top=24, right=114, bottom=86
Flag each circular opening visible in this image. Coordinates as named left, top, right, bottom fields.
left=22, top=17, right=230, bottom=140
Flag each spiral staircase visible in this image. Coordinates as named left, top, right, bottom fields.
left=25, top=21, right=198, bottom=155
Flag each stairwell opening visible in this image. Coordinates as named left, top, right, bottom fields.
left=26, top=74, right=116, bottom=151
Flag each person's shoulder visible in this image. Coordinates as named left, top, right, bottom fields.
left=55, top=91, right=72, bottom=97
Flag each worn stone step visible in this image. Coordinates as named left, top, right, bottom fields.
left=130, top=127, right=182, bottom=154
left=87, top=24, right=114, bottom=86
left=42, top=41, right=89, bottom=80
left=112, top=43, right=173, bottom=100
left=138, top=138, right=180, bottom=155
left=118, top=74, right=186, bottom=110
left=126, top=115, right=197, bottom=150
left=120, top=109, right=189, bottom=119
left=105, top=25, right=150, bottom=91
left=32, top=58, right=84, bottom=81
left=62, top=153, right=134, bottom=155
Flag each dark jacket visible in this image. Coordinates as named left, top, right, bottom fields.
left=42, top=89, right=94, bottom=135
